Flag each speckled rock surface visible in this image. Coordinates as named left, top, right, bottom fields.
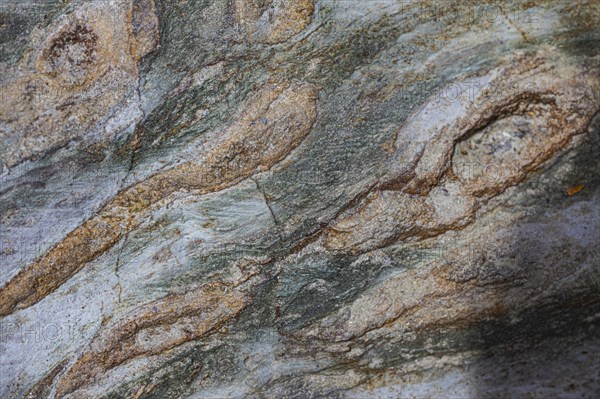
left=1, top=1, right=599, bottom=398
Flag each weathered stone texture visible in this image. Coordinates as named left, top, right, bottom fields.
left=0, top=1, right=599, bottom=398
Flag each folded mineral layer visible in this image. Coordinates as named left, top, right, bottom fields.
left=0, top=1, right=599, bottom=398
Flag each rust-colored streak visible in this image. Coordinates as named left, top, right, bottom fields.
left=54, top=276, right=255, bottom=397
left=0, top=82, right=318, bottom=317
left=324, top=52, right=600, bottom=254
left=233, top=0, right=315, bottom=44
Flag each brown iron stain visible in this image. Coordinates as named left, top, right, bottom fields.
left=0, top=81, right=318, bottom=317
left=566, top=184, right=585, bottom=196
left=54, top=263, right=261, bottom=397
left=45, top=23, right=98, bottom=70
left=233, top=0, right=314, bottom=44
left=324, top=50, right=600, bottom=254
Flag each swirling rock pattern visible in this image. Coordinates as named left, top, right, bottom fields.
left=1, top=1, right=599, bottom=398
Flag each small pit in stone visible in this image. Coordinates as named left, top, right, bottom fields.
left=43, top=23, right=98, bottom=83
left=452, top=108, right=553, bottom=187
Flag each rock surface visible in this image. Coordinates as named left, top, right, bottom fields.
left=0, top=1, right=599, bottom=398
